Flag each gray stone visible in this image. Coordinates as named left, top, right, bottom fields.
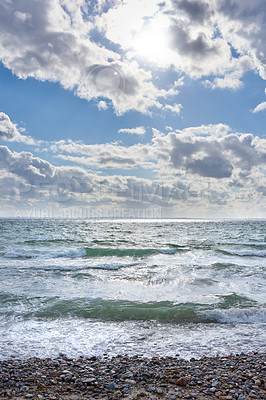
left=106, top=382, right=118, bottom=390
left=64, top=373, right=73, bottom=382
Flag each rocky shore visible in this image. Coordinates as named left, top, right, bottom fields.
left=0, top=353, right=265, bottom=399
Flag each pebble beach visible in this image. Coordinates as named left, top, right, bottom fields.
left=0, top=352, right=265, bottom=399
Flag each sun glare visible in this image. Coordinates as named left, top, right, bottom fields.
left=132, top=18, right=171, bottom=65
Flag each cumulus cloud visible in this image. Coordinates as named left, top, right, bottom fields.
left=0, top=0, right=265, bottom=118
left=51, top=140, right=155, bottom=170
left=0, top=129, right=265, bottom=217
left=96, top=0, right=266, bottom=88
left=0, top=144, right=186, bottom=210
left=0, top=145, right=54, bottom=182
left=0, top=0, right=177, bottom=115
left=118, top=126, right=146, bottom=135
left=0, top=144, right=96, bottom=206
left=167, top=0, right=266, bottom=84
left=0, top=112, right=35, bottom=144
left=172, top=0, right=213, bottom=23
left=50, top=124, right=266, bottom=182
left=160, top=129, right=266, bottom=178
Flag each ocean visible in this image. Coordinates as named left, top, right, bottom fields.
left=0, top=218, right=265, bottom=360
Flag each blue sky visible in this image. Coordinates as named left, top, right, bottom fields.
left=0, top=0, right=265, bottom=218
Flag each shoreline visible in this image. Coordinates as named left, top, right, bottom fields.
left=0, top=352, right=265, bottom=399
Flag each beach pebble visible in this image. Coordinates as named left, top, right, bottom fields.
left=64, top=373, right=73, bottom=382
left=106, top=382, right=118, bottom=390
left=0, top=353, right=265, bottom=400
left=19, top=386, right=29, bottom=392
left=175, top=377, right=189, bottom=386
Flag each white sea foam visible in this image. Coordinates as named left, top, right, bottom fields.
left=159, top=249, right=175, bottom=254
left=4, top=250, right=38, bottom=258
left=51, top=248, right=86, bottom=258
left=4, top=247, right=86, bottom=259
left=204, top=308, right=266, bottom=323
left=221, top=249, right=266, bottom=257
left=0, top=319, right=265, bottom=360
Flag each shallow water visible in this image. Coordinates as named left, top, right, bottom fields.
left=0, top=218, right=265, bottom=359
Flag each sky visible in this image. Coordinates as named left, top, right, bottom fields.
left=0, top=0, right=266, bottom=219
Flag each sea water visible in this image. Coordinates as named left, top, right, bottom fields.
left=0, top=218, right=265, bottom=360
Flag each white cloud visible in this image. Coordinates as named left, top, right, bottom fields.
left=96, top=0, right=266, bottom=88
left=252, top=88, right=266, bottom=113
left=50, top=124, right=266, bottom=181
left=118, top=126, right=146, bottom=135
left=0, top=127, right=265, bottom=217
left=165, top=126, right=173, bottom=131
left=252, top=101, right=266, bottom=113
left=97, top=100, right=109, bottom=111
left=176, top=123, right=231, bottom=137
left=51, top=140, right=155, bottom=170
left=0, top=112, right=35, bottom=145
left=0, top=0, right=178, bottom=115
left=164, top=103, right=182, bottom=114
left=0, top=0, right=265, bottom=119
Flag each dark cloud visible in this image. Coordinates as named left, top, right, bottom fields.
left=171, top=0, right=212, bottom=23
left=169, top=25, right=218, bottom=58
left=163, top=130, right=266, bottom=179
left=0, top=146, right=54, bottom=182
left=218, top=0, right=266, bottom=20
left=168, top=133, right=234, bottom=179
left=223, top=134, right=266, bottom=169
left=187, top=156, right=233, bottom=178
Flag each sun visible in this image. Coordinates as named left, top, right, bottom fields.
left=131, top=17, right=171, bottom=65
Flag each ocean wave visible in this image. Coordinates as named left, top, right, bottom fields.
left=4, top=248, right=86, bottom=259
left=4, top=250, right=38, bottom=259
left=166, top=243, right=190, bottom=249
left=3, top=247, right=185, bottom=259
left=219, top=242, right=266, bottom=248
left=211, top=262, right=240, bottom=269
left=217, top=249, right=266, bottom=257
left=240, top=242, right=266, bottom=248
left=0, top=292, right=26, bottom=305
left=15, top=294, right=263, bottom=324
left=23, top=238, right=75, bottom=245
left=83, top=247, right=183, bottom=257
left=26, top=299, right=206, bottom=322
left=52, top=248, right=87, bottom=258
left=206, top=308, right=266, bottom=323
